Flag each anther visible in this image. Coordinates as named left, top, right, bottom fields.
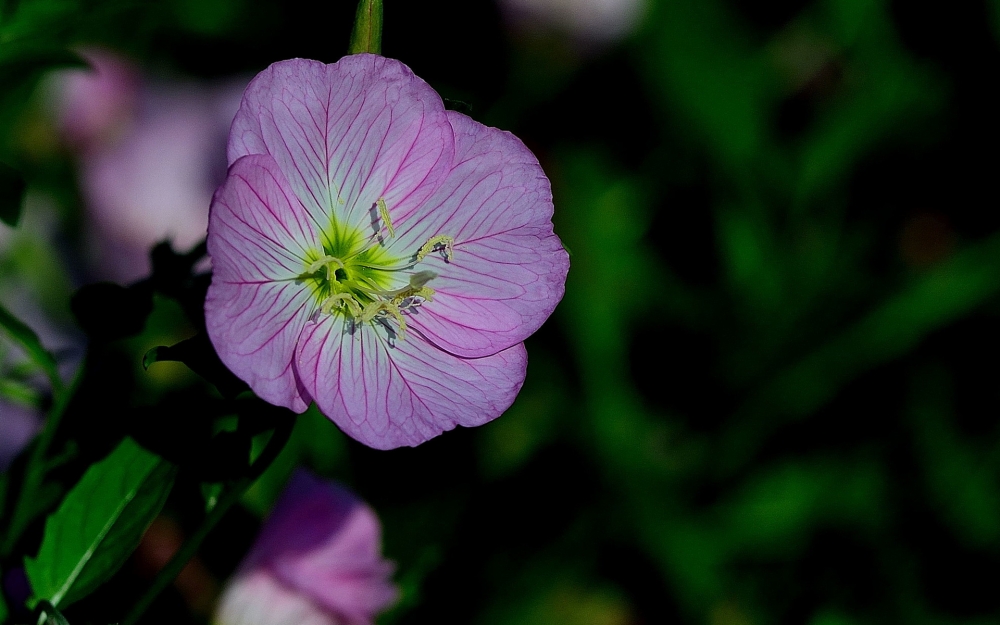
left=360, top=301, right=407, bottom=339
left=377, top=198, right=395, bottom=238
left=416, top=235, right=454, bottom=262
left=408, top=270, right=437, bottom=288
left=379, top=271, right=437, bottom=305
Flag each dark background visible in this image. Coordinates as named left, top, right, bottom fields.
left=3, top=0, right=1000, bottom=623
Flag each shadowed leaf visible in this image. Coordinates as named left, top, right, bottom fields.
left=24, top=438, right=176, bottom=609
left=70, top=282, right=154, bottom=342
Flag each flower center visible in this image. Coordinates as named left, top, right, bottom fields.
left=299, top=203, right=453, bottom=339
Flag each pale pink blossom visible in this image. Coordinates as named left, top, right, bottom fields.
left=214, top=471, right=397, bottom=625
left=205, top=55, right=568, bottom=449
left=50, top=49, right=243, bottom=282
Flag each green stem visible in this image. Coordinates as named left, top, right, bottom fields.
left=1, top=363, right=84, bottom=556
left=36, top=600, right=71, bottom=625
left=348, top=0, right=383, bottom=55
left=121, top=418, right=295, bottom=625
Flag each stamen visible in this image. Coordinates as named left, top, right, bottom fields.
left=360, top=301, right=407, bottom=339
left=305, top=255, right=346, bottom=281
left=416, top=235, right=454, bottom=262
left=301, top=225, right=444, bottom=339
left=354, top=271, right=437, bottom=301
left=320, top=293, right=362, bottom=318
left=386, top=271, right=437, bottom=305
left=407, top=270, right=437, bottom=289
left=377, top=198, right=395, bottom=238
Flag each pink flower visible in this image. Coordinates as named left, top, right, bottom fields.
left=214, top=471, right=397, bottom=625
left=205, top=54, right=569, bottom=449
left=499, top=0, right=647, bottom=43
left=49, top=48, right=243, bottom=282
left=49, top=48, right=140, bottom=153
left=0, top=403, right=40, bottom=471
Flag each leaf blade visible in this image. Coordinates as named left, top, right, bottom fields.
left=24, top=438, right=176, bottom=609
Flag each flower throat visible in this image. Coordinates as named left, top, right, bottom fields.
left=299, top=200, right=453, bottom=338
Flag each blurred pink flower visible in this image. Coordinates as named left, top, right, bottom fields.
left=0, top=403, right=40, bottom=471
left=214, top=471, right=397, bottom=625
left=50, top=49, right=244, bottom=282
left=499, top=0, right=646, bottom=43
left=51, top=48, right=139, bottom=152
left=205, top=55, right=568, bottom=449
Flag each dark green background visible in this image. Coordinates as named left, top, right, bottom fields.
left=3, top=0, right=1000, bottom=623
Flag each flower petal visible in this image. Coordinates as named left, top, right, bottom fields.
left=228, top=55, right=454, bottom=238
left=241, top=471, right=397, bottom=623
left=295, top=318, right=527, bottom=449
left=216, top=570, right=339, bottom=625
left=392, top=111, right=569, bottom=358
left=206, top=154, right=318, bottom=412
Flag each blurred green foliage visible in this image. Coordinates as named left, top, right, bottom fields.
left=2, top=0, right=1000, bottom=623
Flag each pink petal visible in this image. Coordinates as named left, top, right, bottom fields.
left=228, top=55, right=455, bottom=238
left=295, top=318, right=528, bottom=449
left=241, top=471, right=397, bottom=622
left=275, top=510, right=396, bottom=621
left=215, top=570, right=341, bottom=625
left=52, top=47, right=140, bottom=152
left=206, top=154, right=318, bottom=412
left=390, top=111, right=569, bottom=358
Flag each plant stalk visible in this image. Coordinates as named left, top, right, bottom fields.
left=121, top=418, right=295, bottom=625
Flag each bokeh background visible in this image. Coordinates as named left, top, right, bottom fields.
left=3, top=0, right=1000, bottom=623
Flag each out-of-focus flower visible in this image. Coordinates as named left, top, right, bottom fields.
left=205, top=55, right=568, bottom=449
left=50, top=48, right=140, bottom=153
left=0, top=403, right=39, bottom=471
left=498, top=0, right=646, bottom=43
left=48, top=49, right=244, bottom=282
left=214, top=471, right=397, bottom=625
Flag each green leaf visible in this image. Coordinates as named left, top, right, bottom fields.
left=24, top=438, right=177, bottom=609
left=348, top=0, right=382, bottom=55
left=0, top=160, right=26, bottom=227
left=0, top=0, right=81, bottom=40
left=0, top=46, right=85, bottom=148
left=0, top=43, right=84, bottom=74
left=0, top=301, right=62, bottom=396
left=0, top=376, right=43, bottom=407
